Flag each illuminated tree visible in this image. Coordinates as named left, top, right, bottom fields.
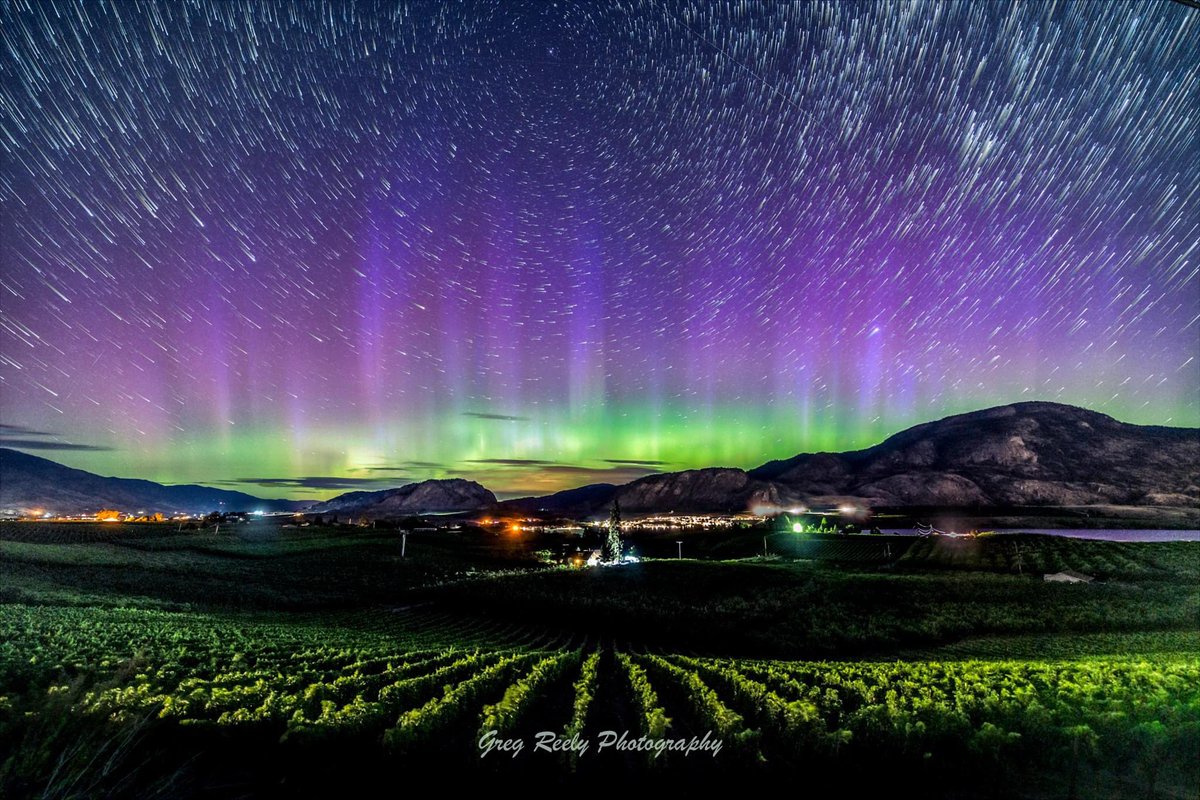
left=601, top=497, right=621, bottom=563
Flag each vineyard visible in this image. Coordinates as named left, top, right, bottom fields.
left=896, top=534, right=1200, bottom=581
left=1, top=523, right=1197, bottom=795
left=1, top=602, right=1198, bottom=796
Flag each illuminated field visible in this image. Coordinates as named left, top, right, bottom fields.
left=1, top=523, right=1197, bottom=795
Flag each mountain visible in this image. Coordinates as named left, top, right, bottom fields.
left=309, top=479, right=496, bottom=517
left=0, top=448, right=304, bottom=515
left=497, top=469, right=801, bottom=518
left=6, top=402, right=1196, bottom=520
left=496, top=402, right=1199, bottom=516
left=496, top=483, right=618, bottom=516
left=750, top=401, right=1200, bottom=508
left=612, top=468, right=798, bottom=514
left=496, top=473, right=790, bottom=517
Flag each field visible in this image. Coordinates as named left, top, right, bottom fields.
left=1, top=521, right=1197, bottom=797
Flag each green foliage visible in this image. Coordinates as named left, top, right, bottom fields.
left=384, top=653, right=535, bottom=749
left=478, top=650, right=579, bottom=736
left=561, top=650, right=600, bottom=770
left=668, top=654, right=847, bottom=756
left=1, top=522, right=1197, bottom=793
left=617, top=653, right=670, bottom=742
left=427, top=556, right=1200, bottom=657
left=637, top=654, right=761, bottom=759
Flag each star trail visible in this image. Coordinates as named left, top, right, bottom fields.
left=1, top=0, right=1197, bottom=498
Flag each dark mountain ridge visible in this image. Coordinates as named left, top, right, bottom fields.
left=749, top=401, right=1200, bottom=508
left=0, top=448, right=302, bottom=515
left=496, top=402, right=1199, bottom=516
left=4, top=402, right=1196, bottom=519
left=308, top=479, right=496, bottom=517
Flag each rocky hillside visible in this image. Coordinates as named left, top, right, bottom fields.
left=612, top=468, right=797, bottom=513
left=751, top=402, right=1200, bottom=507
left=495, top=483, right=619, bottom=516
left=496, top=469, right=801, bottom=517
left=309, top=479, right=496, bottom=518
left=6, top=402, right=1196, bottom=519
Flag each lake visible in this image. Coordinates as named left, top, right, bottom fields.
left=879, top=528, right=1200, bottom=542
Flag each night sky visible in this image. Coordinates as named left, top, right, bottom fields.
left=2, top=1, right=1197, bottom=499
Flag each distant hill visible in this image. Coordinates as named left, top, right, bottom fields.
left=499, top=402, right=1199, bottom=516
left=750, top=401, right=1200, bottom=508
left=6, top=402, right=1196, bottom=520
left=309, top=479, right=496, bottom=518
left=0, top=448, right=304, bottom=515
left=496, top=468, right=803, bottom=518
left=495, top=483, right=618, bottom=516
left=611, top=468, right=798, bottom=514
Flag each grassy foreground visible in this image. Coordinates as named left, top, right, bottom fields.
left=1, top=522, right=1197, bottom=797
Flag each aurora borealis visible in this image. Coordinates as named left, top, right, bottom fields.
left=1, top=1, right=1197, bottom=499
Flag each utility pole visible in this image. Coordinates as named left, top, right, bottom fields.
left=401, top=530, right=408, bottom=558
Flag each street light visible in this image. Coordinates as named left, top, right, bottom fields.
left=675, top=540, right=683, bottom=559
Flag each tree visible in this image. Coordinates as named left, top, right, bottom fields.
left=601, top=497, right=622, bottom=563
left=1011, top=541, right=1027, bottom=574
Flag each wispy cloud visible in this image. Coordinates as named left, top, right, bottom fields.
left=449, top=460, right=662, bottom=498
left=0, top=438, right=114, bottom=452
left=454, top=460, right=661, bottom=481
left=603, top=458, right=670, bottom=466
left=0, top=424, right=55, bottom=436
left=235, top=476, right=400, bottom=491
left=0, top=424, right=114, bottom=452
left=538, top=465, right=659, bottom=478
left=461, top=412, right=529, bottom=422
left=359, top=461, right=441, bottom=472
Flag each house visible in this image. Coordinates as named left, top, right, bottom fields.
left=1043, top=570, right=1095, bottom=584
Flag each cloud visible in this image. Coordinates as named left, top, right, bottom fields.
left=360, top=461, right=442, bottom=471
left=0, top=424, right=114, bottom=452
left=538, top=465, right=659, bottom=478
left=454, top=460, right=662, bottom=480
left=0, top=424, right=55, bottom=436
left=449, top=460, right=662, bottom=498
left=235, top=476, right=401, bottom=491
left=497, top=465, right=658, bottom=498
left=0, top=438, right=114, bottom=452
left=603, top=458, right=670, bottom=466
left=461, top=412, right=529, bottom=422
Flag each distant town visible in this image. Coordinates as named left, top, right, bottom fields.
left=3, top=505, right=994, bottom=538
